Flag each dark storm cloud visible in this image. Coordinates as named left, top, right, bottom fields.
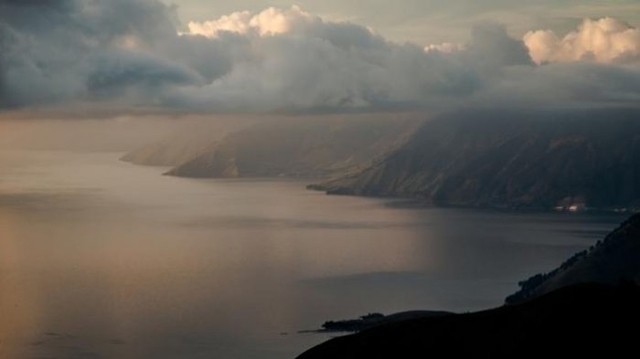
left=0, top=0, right=193, bottom=109
left=86, top=49, right=201, bottom=98
left=466, top=24, right=532, bottom=69
left=0, top=1, right=639, bottom=114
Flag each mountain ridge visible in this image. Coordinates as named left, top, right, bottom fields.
left=165, top=117, right=422, bottom=179
left=311, top=108, right=640, bottom=210
left=120, top=119, right=254, bottom=167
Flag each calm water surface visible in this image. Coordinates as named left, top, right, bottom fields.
left=0, top=151, right=626, bottom=359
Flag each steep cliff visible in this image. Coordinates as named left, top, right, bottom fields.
left=312, top=109, right=640, bottom=209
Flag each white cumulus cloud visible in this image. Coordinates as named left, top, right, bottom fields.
left=524, top=18, right=640, bottom=64
left=186, top=5, right=321, bottom=38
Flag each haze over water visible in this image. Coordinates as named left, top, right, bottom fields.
left=0, top=150, right=625, bottom=359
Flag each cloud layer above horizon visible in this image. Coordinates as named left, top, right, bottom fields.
left=1, top=0, right=640, bottom=114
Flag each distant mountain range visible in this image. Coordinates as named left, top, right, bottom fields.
left=120, top=118, right=254, bottom=167
left=122, top=109, right=640, bottom=210
left=162, top=117, right=422, bottom=178
left=120, top=134, right=215, bottom=167
left=311, top=109, right=640, bottom=210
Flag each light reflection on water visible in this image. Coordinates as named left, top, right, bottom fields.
left=0, top=151, right=626, bottom=359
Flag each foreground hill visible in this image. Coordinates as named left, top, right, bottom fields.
left=311, top=109, right=640, bottom=210
left=297, top=282, right=640, bottom=359
left=165, top=117, right=421, bottom=178
left=506, top=213, right=640, bottom=303
left=298, top=215, right=640, bottom=359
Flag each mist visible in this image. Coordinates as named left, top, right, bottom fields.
left=0, top=114, right=260, bottom=152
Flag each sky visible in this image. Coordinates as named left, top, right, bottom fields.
left=1, top=0, right=639, bottom=116
left=170, top=0, right=640, bottom=44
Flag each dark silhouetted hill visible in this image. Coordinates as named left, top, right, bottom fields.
left=506, top=213, right=640, bottom=304
left=297, top=282, right=640, bottom=359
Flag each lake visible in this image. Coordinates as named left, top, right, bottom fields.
left=0, top=150, right=626, bottom=359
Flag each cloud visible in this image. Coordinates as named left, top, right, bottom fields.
left=466, top=23, right=533, bottom=70
left=0, top=2, right=488, bottom=112
left=524, top=18, right=640, bottom=64
left=424, top=43, right=464, bottom=53
left=173, top=7, right=518, bottom=112
left=468, top=62, right=640, bottom=109
left=0, top=0, right=192, bottom=108
left=0, top=1, right=639, bottom=115
left=186, top=5, right=321, bottom=38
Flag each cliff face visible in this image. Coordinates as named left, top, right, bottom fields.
left=313, top=109, right=640, bottom=209
left=165, top=117, right=422, bottom=179
left=506, top=214, right=640, bottom=304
